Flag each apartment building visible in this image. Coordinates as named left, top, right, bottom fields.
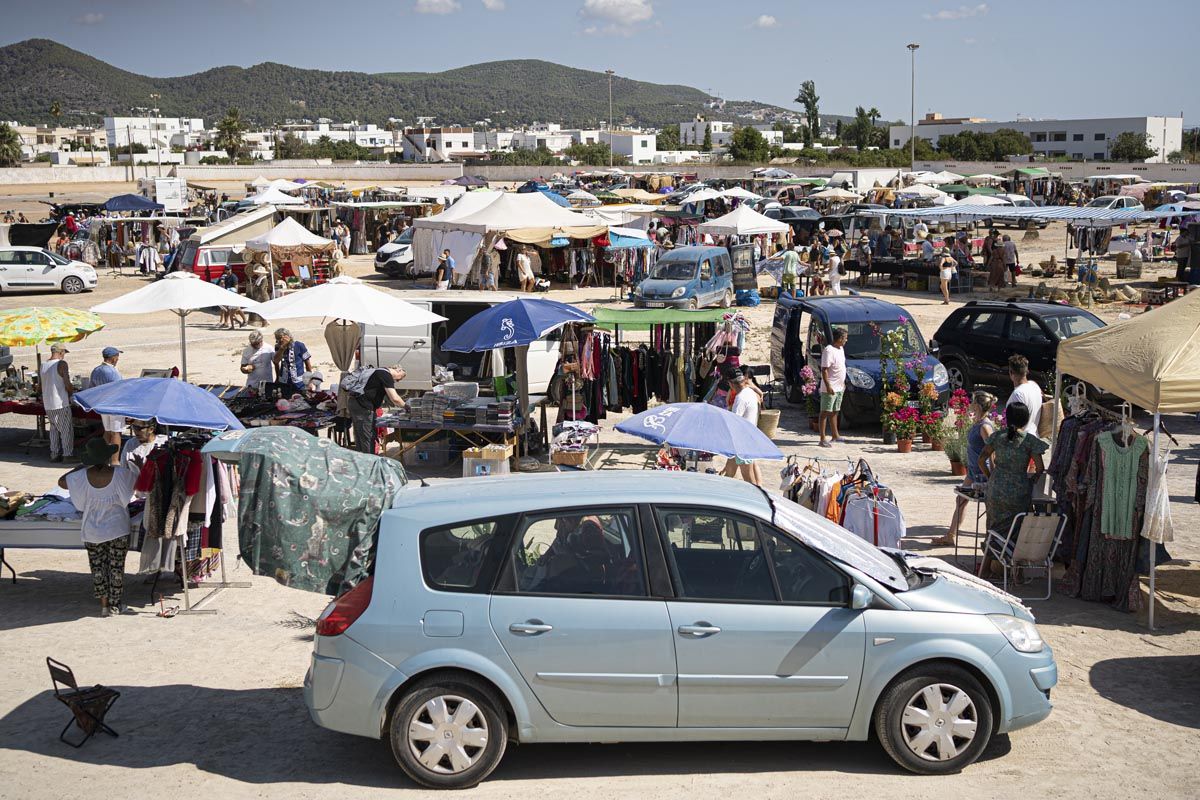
left=401, top=127, right=479, bottom=162
left=105, top=116, right=205, bottom=149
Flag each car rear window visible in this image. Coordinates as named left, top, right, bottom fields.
left=420, top=521, right=502, bottom=592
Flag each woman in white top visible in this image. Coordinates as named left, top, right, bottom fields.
left=60, top=438, right=139, bottom=616
left=827, top=252, right=842, bottom=296
left=937, top=247, right=958, bottom=305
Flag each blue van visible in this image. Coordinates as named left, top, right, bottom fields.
left=633, top=245, right=734, bottom=309
left=770, top=295, right=950, bottom=424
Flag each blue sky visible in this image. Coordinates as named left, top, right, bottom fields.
left=4, top=0, right=1196, bottom=124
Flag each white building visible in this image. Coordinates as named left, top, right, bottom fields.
left=602, top=131, right=656, bottom=164
left=282, top=121, right=394, bottom=149
left=105, top=116, right=205, bottom=150
left=889, top=113, right=1185, bottom=163
left=680, top=118, right=735, bottom=148
left=401, top=127, right=478, bottom=162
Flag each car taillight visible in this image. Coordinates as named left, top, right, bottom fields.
left=315, top=576, right=373, bottom=637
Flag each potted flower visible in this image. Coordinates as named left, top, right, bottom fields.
left=920, top=410, right=945, bottom=451
left=941, top=389, right=972, bottom=475
left=797, top=364, right=819, bottom=429
left=916, top=382, right=939, bottom=442
left=880, top=390, right=906, bottom=444
left=889, top=406, right=920, bottom=452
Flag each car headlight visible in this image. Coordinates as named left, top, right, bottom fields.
left=671, top=286, right=687, bottom=298
left=988, top=614, right=1044, bottom=653
left=932, top=363, right=949, bottom=386
left=846, top=366, right=875, bottom=390
left=634, top=285, right=644, bottom=296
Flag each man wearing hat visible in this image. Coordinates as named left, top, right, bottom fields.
left=41, top=343, right=75, bottom=463
left=90, top=347, right=125, bottom=457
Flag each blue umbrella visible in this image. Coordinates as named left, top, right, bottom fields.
left=441, top=298, right=594, bottom=353
left=616, top=402, right=782, bottom=460
left=74, top=378, right=244, bottom=431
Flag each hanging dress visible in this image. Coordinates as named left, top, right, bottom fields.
left=1140, top=443, right=1174, bottom=544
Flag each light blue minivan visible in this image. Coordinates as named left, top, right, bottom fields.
left=305, top=472, right=1056, bottom=789
left=634, top=245, right=735, bottom=309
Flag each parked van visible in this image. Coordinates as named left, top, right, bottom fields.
left=176, top=205, right=277, bottom=281
left=360, top=292, right=560, bottom=393
left=770, top=295, right=949, bottom=424
left=633, top=245, right=734, bottom=309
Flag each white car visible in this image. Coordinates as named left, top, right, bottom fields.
left=1087, top=195, right=1144, bottom=212
left=0, top=246, right=98, bottom=294
left=374, top=229, right=415, bottom=277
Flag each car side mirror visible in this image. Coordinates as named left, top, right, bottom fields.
left=850, top=583, right=873, bottom=611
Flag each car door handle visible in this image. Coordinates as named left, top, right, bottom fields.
left=677, top=623, right=721, bottom=638
left=509, top=620, right=553, bottom=635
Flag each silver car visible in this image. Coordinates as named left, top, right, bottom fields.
left=305, top=472, right=1056, bottom=789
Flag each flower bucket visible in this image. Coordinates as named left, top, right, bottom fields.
left=882, top=430, right=896, bottom=445
left=950, top=460, right=967, bottom=476
left=896, top=439, right=913, bottom=454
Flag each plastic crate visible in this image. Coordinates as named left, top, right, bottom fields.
left=463, top=456, right=511, bottom=477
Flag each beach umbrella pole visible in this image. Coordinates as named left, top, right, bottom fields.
left=177, top=310, right=189, bottom=382
left=515, top=344, right=530, bottom=459
left=1148, top=411, right=1160, bottom=631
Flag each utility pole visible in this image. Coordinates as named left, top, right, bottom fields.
left=606, top=69, right=615, bottom=168
left=907, top=43, right=920, bottom=170
left=150, top=93, right=162, bottom=176
left=126, top=123, right=134, bottom=182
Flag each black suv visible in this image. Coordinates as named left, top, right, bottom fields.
left=930, top=299, right=1104, bottom=392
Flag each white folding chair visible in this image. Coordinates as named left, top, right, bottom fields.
left=983, top=512, right=1067, bottom=600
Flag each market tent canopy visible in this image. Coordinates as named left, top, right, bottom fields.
left=248, top=187, right=306, bottom=206
left=964, top=174, right=1005, bottom=185
left=697, top=204, right=789, bottom=236
left=1056, top=289, right=1200, bottom=413
left=941, top=184, right=1001, bottom=195
left=245, top=217, right=333, bottom=251
left=950, top=194, right=1011, bottom=206
left=567, top=189, right=601, bottom=206
left=896, top=183, right=949, bottom=198
left=603, top=227, right=654, bottom=249
left=104, top=193, right=163, bottom=213
left=591, top=306, right=729, bottom=330
left=611, top=188, right=666, bottom=203
left=250, top=176, right=271, bottom=187
left=403, top=186, right=467, bottom=203
left=718, top=186, right=763, bottom=201
left=412, top=190, right=501, bottom=231
left=424, top=191, right=604, bottom=239
left=679, top=188, right=723, bottom=205
left=268, top=179, right=305, bottom=192
left=861, top=204, right=1152, bottom=224
left=809, top=187, right=863, bottom=201
left=1010, top=167, right=1053, bottom=178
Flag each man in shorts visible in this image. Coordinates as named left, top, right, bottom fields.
left=779, top=246, right=800, bottom=296
left=819, top=327, right=847, bottom=447
left=89, top=347, right=125, bottom=460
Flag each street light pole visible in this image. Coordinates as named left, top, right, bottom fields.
left=606, top=69, right=615, bottom=168
left=150, top=93, right=162, bottom=176
left=907, top=43, right=920, bottom=170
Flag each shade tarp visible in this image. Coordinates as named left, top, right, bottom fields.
left=964, top=174, right=1005, bottom=185
left=591, top=306, right=729, bottom=330
left=611, top=188, right=666, bottom=203
left=248, top=187, right=306, bottom=206
left=697, top=204, right=789, bottom=236
left=103, top=193, right=163, bottom=213
left=421, top=191, right=606, bottom=244
left=245, top=217, right=334, bottom=251
left=680, top=188, right=723, bottom=205
left=604, top=227, right=654, bottom=249
left=1057, top=290, right=1200, bottom=413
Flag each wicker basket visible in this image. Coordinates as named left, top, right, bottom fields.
left=757, top=409, right=781, bottom=439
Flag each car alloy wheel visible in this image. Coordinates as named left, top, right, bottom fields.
left=944, top=360, right=970, bottom=393
left=407, top=694, right=489, bottom=775
left=62, top=276, right=85, bottom=294
left=900, top=683, right=979, bottom=762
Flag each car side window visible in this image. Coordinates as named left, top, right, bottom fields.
left=0, top=251, right=18, bottom=264
left=761, top=526, right=849, bottom=605
left=499, top=509, right=646, bottom=598
left=700, top=259, right=712, bottom=281
left=656, top=509, right=775, bottom=602
left=1007, top=314, right=1037, bottom=343
left=969, top=312, right=1005, bottom=337
left=420, top=520, right=501, bottom=592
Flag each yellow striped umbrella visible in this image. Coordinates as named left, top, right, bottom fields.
left=0, top=307, right=106, bottom=347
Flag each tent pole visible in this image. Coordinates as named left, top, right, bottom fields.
left=1148, top=411, right=1160, bottom=631
left=1051, top=371, right=1062, bottom=446
left=177, top=311, right=188, bottom=382
left=515, top=344, right=530, bottom=461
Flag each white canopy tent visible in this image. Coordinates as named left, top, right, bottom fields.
left=964, top=174, right=1005, bottom=186
left=680, top=188, right=723, bottom=206
left=403, top=185, right=468, bottom=203
left=718, top=186, right=764, bottom=201
left=810, top=187, right=863, bottom=201
left=248, top=187, right=306, bottom=206
left=697, top=204, right=790, bottom=236
left=1054, top=290, right=1200, bottom=628
left=268, top=179, right=306, bottom=192
left=896, top=183, right=950, bottom=199
left=250, top=175, right=271, bottom=188
left=566, top=189, right=601, bottom=207
left=244, top=217, right=333, bottom=251
left=91, top=272, right=257, bottom=380
left=951, top=193, right=1011, bottom=206
left=411, top=190, right=502, bottom=275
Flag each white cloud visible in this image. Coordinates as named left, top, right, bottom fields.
left=415, top=0, right=461, bottom=14
left=923, top=3, right=988, bottom=20
left=75, top=12, right=105, bottom=24
left=580, top=0, right=653, bottom=35
left=752, top=14, right=778, bottom=29
left=482, top=0, right=505, bottom=8
left=963, top=36, right=977, bottom=44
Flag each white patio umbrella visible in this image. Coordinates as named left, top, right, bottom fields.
left=964, top=174, right=1005, bottom=186
left=247, top=186, right=306, bottom=206
left=252, top=275, right=447, bottom=370
left=718, top=186, right=763, bottom=201
left=897, top=182, right=949, bottom=199
left=91, top=272, right=258, bottom=381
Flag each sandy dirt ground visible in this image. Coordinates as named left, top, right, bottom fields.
left=0, top=218, right=1197, bottom=799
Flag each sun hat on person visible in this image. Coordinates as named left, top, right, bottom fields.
left=79, top=438, right=118, bottom=467
left=252, top=265, right=268, bottom=276
left=50, top=343, right=69, bottom=354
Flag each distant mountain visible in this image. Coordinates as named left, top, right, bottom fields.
left=0, top=39, right=799, bottom=130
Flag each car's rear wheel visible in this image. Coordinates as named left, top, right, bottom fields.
left=390, top=676, right=508, bottom=789
left=61, top=276, right=85, bottom=295
left=943, top=358, right=972, bottom=394
left=875, top=664, right=994, bottom=775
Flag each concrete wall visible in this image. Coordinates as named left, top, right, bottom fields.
left=0, top=165, right=165, bottom=185
left=0, top=162, right=464, bottom=186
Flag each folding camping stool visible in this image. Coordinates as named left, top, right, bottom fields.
left=46, top=657, right=120, bottom=748
left=983, top=512, right=1067, bottom=601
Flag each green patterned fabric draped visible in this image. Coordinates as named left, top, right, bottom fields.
left=234, top=427, right=407, bottom=595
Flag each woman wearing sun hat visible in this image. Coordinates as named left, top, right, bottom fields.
left=59, top=438, right=139, bottom=616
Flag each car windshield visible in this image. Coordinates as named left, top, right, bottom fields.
left=44, top=250, right=70, bottom=265
left=1043, top=312, right=1103, bottom=339
left=396, top=228, right=414, bottom=244
left=650, top=259, right=697, bottom=280
left=841, top=318, right=925, bottom=360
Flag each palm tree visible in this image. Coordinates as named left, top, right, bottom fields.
left=49, top=101, right=62, bottom=126
left=0, top=123, right=23, bottom=167
left=215, top=107, right=246, bottom=161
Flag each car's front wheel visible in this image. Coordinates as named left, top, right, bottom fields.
left=875, top=664, right=994, bottom=775
left=61, top=276, right=85, bottom=295
left=390, top=676, right=509, bottom=789
left=721, top=289, right=734, bottom=308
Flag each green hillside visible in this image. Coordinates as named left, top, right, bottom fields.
left=0, top=39, right=791, bottom=129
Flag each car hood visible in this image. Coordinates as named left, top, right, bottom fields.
left=377, top=241, right=409, bottom=256
left=890, top=551, right=1032, bottom=619
left=639, top=278, right=692, bottom=294
left=847, top=354, right=949, bottom=390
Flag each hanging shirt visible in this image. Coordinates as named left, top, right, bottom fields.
left=842, top=494, right=906, bottom=549
left=64, top=467, right=138, bottom=544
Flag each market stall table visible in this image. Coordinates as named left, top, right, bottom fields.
left=377, top=394, right=549, bottom=464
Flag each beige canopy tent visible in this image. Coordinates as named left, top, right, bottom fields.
left=1054, top=290, right=1200, bottom=628
left=697, top=204, right=790, bottom=237
left=245, top=217, right=339, bottom=292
